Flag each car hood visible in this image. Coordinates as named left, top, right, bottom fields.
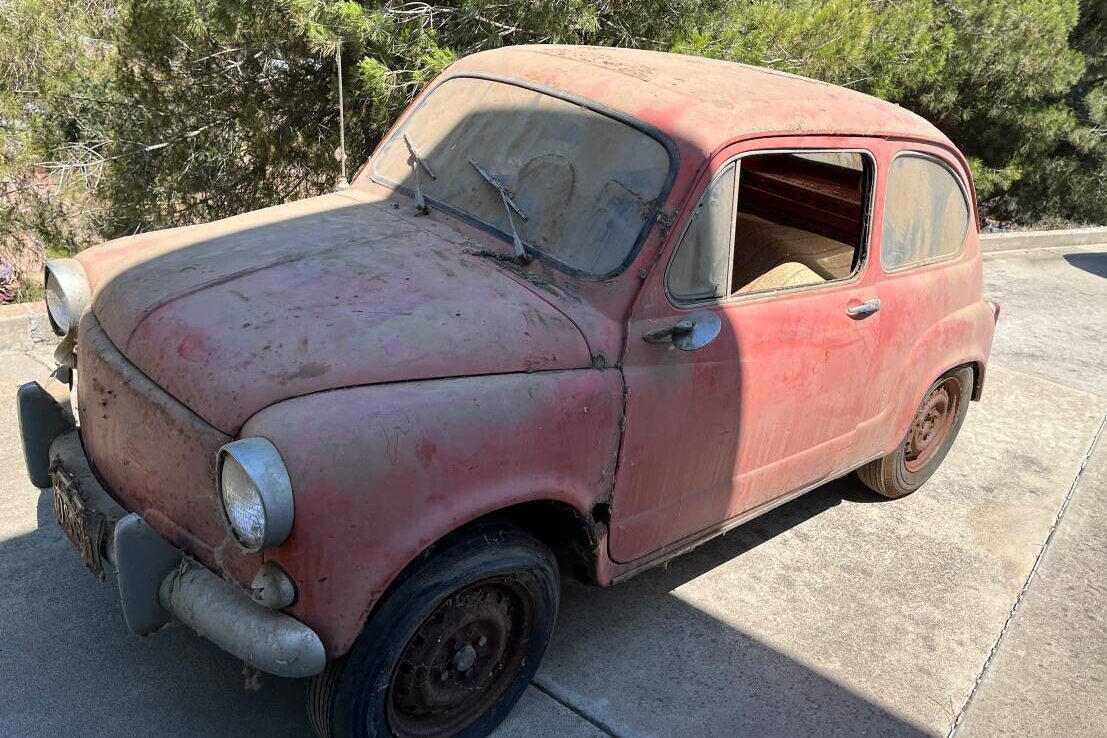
left=76, top=191, right=591, bottom=433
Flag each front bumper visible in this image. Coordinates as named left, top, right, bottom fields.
left=16, top=378, right=326, bottom=678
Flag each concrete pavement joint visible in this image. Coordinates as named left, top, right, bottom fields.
left=1, top=347, right=54, bottom=371
left=531, top=680, right=620, bottom=737
left=945, top=409, right=1107, bottom=737
left=23, top=348, right=54, bottom=371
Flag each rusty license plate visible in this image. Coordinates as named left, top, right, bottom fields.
left=52, top=468, right=107, bottom=579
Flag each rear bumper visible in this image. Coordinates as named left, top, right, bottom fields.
left=16, top=378, right=326, bottom=678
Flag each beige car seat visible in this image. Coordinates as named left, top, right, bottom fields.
left=735, top=261, right=825, bottom=294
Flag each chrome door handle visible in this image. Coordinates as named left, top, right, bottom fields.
left=643, top=319, right=695, bottom=343
left=642, top=312, right=723, bottom=351
left=846, top=298, right=881, bottom=318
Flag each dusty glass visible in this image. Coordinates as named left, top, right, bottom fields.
left=372, top=77, right=672, bottom=277
left=667, top=163, right=737, bottom=302
left=882, top=155, right=969, bottom=270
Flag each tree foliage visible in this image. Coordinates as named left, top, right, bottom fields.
left=677, top=0, right=1087, bottom=204
left=1, top=0, right=1105, bottom=278
left=22, top=0, right=716, bottom=235
left=995, top=0, right=1107, bottom=224
left=0, top=0, right=116, bottom=258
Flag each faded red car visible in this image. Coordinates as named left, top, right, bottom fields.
left=18, top=46, right=997, bottom=737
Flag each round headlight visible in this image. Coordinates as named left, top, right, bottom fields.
left=217, top=438, right=294, bottom=552
left=45, top=272, right=70, bottom=335
left=220, top=455, right=267, bottom=548
left=43, top=259, right=91, bottom=339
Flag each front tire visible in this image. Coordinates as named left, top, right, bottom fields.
left=857, top=366, right=973, bottom=498
left=308, top=523, right=559, bottom=738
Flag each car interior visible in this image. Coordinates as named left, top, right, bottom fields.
left=730, top=151, right=870, bottom=295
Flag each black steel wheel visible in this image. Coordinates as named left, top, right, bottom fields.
left=387, top=577, right=535, bottom=737
left=308, top=523, right=559, bottom=738
left=857, top=366, right=973, bottom=498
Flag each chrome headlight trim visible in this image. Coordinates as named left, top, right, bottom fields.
left=43, top=259, right=91, bottom=339
left=216, top=438, right=295, bottom=552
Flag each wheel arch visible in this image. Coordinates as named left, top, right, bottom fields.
left=331, top=496, right=605, bottom=662
left=881, top=297, right=993, bottom=454
left=887, top=357, right=983, bottom=457
left=471, top=498, right=607, bottom=584
left=968, top=359, right=986, bottom=401
left=379, top=497, right=603, bottom=598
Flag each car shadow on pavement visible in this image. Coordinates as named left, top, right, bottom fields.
left=537, top=476, right=930, bottom=737
left=0, top=488, right=311, bottom=738
left=1063, top=251, right=1107, bottom=279
left=2, top=477, right=923, bottom=737
left=596, top=475, right=890, bottom=598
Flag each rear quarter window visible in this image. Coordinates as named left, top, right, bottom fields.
left=881, top=154, right=970, bottom=271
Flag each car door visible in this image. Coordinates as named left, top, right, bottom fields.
left=610, top=136, right=889, bottom=564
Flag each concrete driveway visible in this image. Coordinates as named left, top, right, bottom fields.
left=2, top=245, right=1105, bottom=737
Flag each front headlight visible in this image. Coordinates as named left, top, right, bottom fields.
left=45, top=272, right=70, bottom=335
left=43, top=259, right=91, bottom=339
left=217, top=438, right=295, bottom=552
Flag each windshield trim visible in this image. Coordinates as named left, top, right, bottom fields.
left=369, top=72, right=681, bottom=281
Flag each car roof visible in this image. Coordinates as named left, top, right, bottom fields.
left=447, top=45, right=953, bottom=158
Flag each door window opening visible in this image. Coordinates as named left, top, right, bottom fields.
left=668, top=150, right=873, bottom=303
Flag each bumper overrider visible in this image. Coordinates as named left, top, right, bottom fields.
left=16, top=377, right=326, bottom=678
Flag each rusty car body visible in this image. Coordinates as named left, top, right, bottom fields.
left=18, top=46, right=997, bottom=737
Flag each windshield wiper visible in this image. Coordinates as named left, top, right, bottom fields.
left=403, top=133, right=437, bottom=215
left=468, top=158, right=530, bottom=263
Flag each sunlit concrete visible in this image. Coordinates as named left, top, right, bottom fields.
left=958, top=416, right=1107, bottom=736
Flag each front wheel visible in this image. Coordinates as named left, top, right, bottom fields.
left=857, top=366, right=973, bottom=498
left=308, top=523, right=559, bottom=738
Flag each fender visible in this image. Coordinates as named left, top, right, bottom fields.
left=882, top=298, right=995, bottom=455
left=239, top=369, right=624, bottom=657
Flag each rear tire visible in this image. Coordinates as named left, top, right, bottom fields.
left=308, top=523, right=559, bottom=738
left=857, top=367, right=973, bottom=498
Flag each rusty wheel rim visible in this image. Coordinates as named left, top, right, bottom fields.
left=386, top=577, right=534, bottom=738
left=904, top=379, right=959, bottom=473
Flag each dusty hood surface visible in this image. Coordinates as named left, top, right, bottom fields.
left=77, top=191, right=590, bottom=433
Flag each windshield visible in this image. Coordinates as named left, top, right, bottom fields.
left=370, top=76, right=673, bottom=277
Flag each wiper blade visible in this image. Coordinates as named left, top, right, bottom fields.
left=403, top=133, right=437, bottom=215
left=403, top=133, right=437, bottom=179
left=468, top=158, right=530, bottom=263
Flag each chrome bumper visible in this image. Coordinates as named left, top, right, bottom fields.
left=15, top=379, right=326, bottom=678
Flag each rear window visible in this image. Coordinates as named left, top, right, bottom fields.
left=371, top=77, right=673, bottom=277
left=881, top=155, right=970, bottom=270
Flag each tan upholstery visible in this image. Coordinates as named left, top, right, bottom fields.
left=733, top=213, right=855, bottom=281
left=735, top=261, right=825, bottom=294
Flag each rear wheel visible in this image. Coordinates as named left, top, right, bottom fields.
left=308, top=523, right=559, bottom=738
left=857, top=367, right=973, bottom=498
